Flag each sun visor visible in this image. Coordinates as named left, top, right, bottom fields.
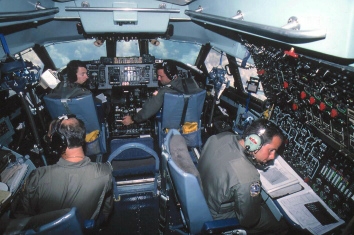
left=77, top=1, right=173, bottom=34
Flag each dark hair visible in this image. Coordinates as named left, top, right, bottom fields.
left=57, top=117, right=86, bottom=148
left=242, top=118, right=284, bottom=144
left=66, top=60, right=86, bottom=83
left=156, top=60, right=178, bottom=80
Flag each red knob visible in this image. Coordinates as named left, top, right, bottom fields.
left=309, top=97, right=316, bottom=105
left=319, top=102, right=326, bottom=111
left=292, top=103, right=298, bottom=111
left=330, top=109, right=338, bottom=118
left=257, top=69, right=265, bottom=75
left=300, top=91, right=307, bottom=100
left=283, top=81, right=289, bottom=89
left=284, top=47, right=299, bottom=58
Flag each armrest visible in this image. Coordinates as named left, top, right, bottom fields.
left=201, top=218, right=246, bottom=235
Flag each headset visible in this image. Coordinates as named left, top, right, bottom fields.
left=46, top=114, right=76, bottom=155
left=244, top=132, right=264, bottom=153
left=244, top=121, right=273, bottom=153
left=162, top=61, right=178, bottom=80
left=66, top=60, right=86, bottom=83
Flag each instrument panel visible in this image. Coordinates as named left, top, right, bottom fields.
left=109, top=87, right=155, bottom=138
left=86, top=55, right=158, bottom=89
left=86, top=56, right=200, bottom=139
left=241, top=40, right=354, bottom=224
left=269, top=109, right=353, bottom=222
left=243, top=43, right=354, bottom=159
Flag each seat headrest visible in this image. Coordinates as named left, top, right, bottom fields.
left=169, top=134, right=203, bottom=188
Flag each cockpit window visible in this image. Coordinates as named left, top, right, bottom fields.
left=21, top=48, right=44, bottom=70
left=46, top=39, right=107, bottom=69
left=116, top=40, right=140, bottom=57
left=205, top=48, right=234, bottom=87
left=149, top=39, right=201, bottom=65
left=205, top=47, right=266, bottom=101
left=238, top=67, right=266, bottom=101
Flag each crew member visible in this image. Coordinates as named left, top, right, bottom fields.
left=22, top=116, right=113, bottom=224
left=50, top=60, right=91, bottom=99
left=122, top=60, right=202, bottom=125
left=198, top=118, right=288, bottom=234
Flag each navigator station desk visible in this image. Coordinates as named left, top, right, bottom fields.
left=260, top=156, right=347, bottom=235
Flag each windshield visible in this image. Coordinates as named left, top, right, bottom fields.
left=46, top=39, right=107, bottom=69
left=46, top=38, right=201, bottom=69
left=149, top=39, right=201, bottom=66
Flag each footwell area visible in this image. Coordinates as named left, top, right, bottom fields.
left=101, top=192, right=159, bottom=235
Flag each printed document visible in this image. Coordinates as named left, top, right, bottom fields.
left=258, top=157, right=302, bottom=197
left=277, top=190, right=344, bottom=235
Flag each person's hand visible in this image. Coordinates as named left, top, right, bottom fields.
left=122, top=116, right=134, bottom=126
left=153, top=90, right=158, bottom=96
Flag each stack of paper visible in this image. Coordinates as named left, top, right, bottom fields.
left=277, top=190, right=344, bottom=235
left=258, top=158, right=302, bottom=198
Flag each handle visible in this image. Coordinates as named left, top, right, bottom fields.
left=0, top=8, right=59, bottom=22
left=185, top=10, right=326, bottom=43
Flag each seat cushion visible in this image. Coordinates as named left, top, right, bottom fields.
left=169, top=135, right=203, bottom=189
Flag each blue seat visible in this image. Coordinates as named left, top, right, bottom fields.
left=43, top=94, right=107, bottom=159
left=4, top=207, right=84, bottom=235
left=107, top=142, right=160, bottom=198
left=162, top=130, right=245, bottom=235
left=157, top=90, right=206, bottom=148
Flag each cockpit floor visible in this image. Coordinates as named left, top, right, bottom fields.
left=100, top=192, right=159, bottom=235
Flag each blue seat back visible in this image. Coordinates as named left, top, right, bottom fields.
left=43, top=94, right=100, bottom=133
left=107, top=142, right=159, bottom=173
left=161, top=90, right=206, bottom=129
left=43, top=94, right=106, bottom=155
left=158, top=90, right=206, bottom=147
left=5, top=207, right=83, bottom=235
left=110, top=137, right=154, bottom=160
left=107, top=142, right=160, bottom=197
left=165, top=130, right=213, bottom=234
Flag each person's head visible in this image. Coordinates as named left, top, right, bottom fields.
left=46, top=115, right=86, bottom=155
left=242, top=118, right=284, bottom=164
left=66, top=60, right=88, bottom=84
left=156, top=60, right=178, bottom=85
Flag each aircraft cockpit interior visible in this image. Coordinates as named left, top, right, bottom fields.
left=0, top=0, right=353, bottom=234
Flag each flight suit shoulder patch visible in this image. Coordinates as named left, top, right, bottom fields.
left=250, top=181, right=261, bottom=197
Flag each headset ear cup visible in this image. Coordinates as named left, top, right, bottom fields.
left=51, top=132, right=67, bottom=154
left=49, top=119, right=67, bottom=155
left=163, top=62, right=172, bottom=80
left=244, top=134, right=263, bottom=152
left=163, top=61, right=178, bottom=80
